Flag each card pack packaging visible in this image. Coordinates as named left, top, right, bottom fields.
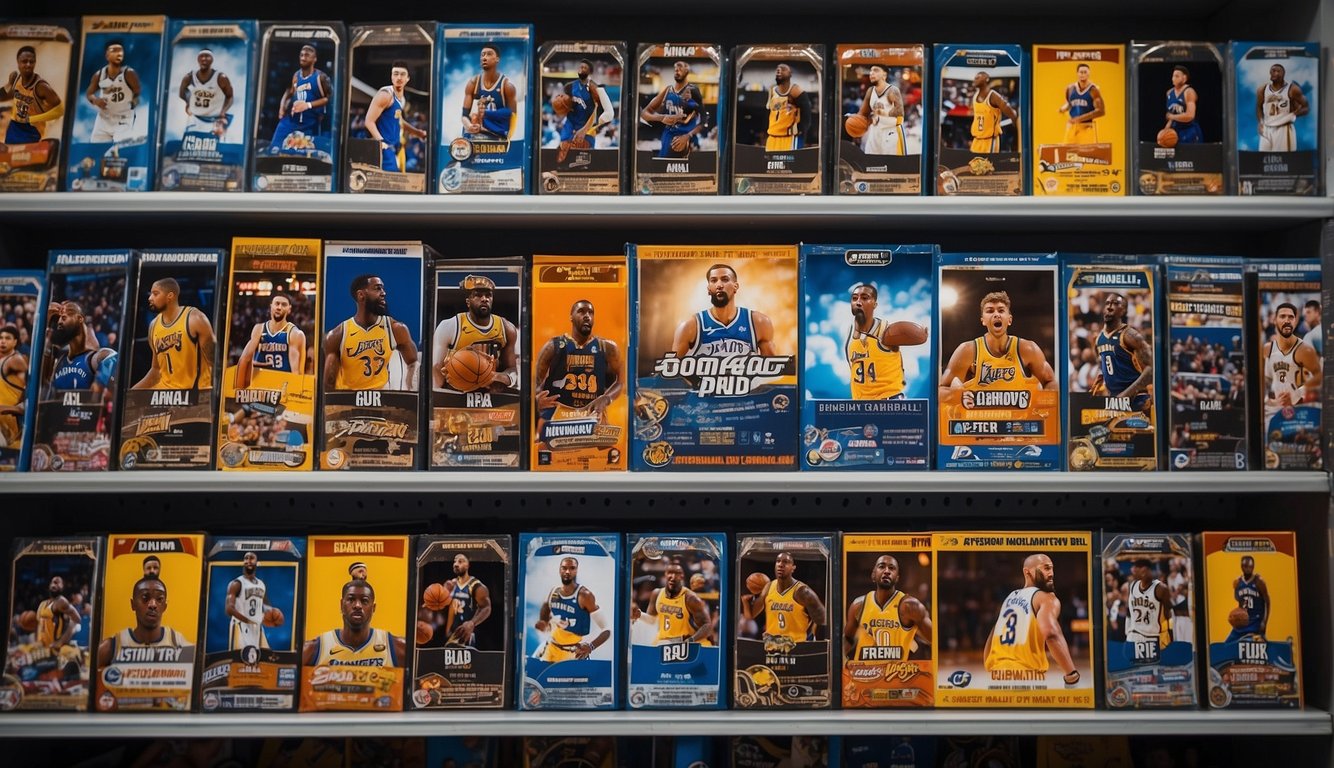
left=730, top=44, right=824, bottom=195
left=632, top=42, right=724, bottom=195
left=1131, top=41, right=1227, bottom=195
left=251, top=22, right=343, bottom=192
left=1230, top=42, right=1319, bottom=195
left=0, top=271, right=47, bottom=471
left=834, top=44, right=926, bottom=195
left=933, top=44, right=1027, bottom=196
left=344, top=23, right=434, bottom=194
left=0, top=20, right=75, bottom=192
left=536, top=40, right=626, bottom=195
left=1031, top=44, right=1127, bottom=196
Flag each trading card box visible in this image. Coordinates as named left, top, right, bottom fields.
left=94, top=533, right=205, bottom=712
left=834, top=44, right=926, bottom=195
left=0, top=21, right=74, bottom=192
left=732, top=737, right=830, bottom=768
left=1230, top=42, right=1319, bottom=196
left=632, top=42, right=724, bottom=195
left=626, top=533, right=727, bottom=709
left=319, top=241, right=427, bottom=470
left=67, top=16, right=166, bottom=192
left=300, top=535, right=411, bottom=712
left=1100, top=533, right=1197, bottom=709
left=730, top=44, right=824, bottom=195
left=32, top=249, right=132, bottom=473
left=523, top=738, right=617, bottom=768
left=199, top=537, right=304, bottom=712
left=1201, top=531, right=1302, bottom=708
left=1164, top=255, right=1249, bottom=470
left=1131, top=41, right=1227, bottom=195
left=251, top=22, right=344, bottom=193
left=1325, top=223, right=1334, bottom=464
left=411, top=535, right=512, bottom=709
left=838, top=736, right=937, bottom=767
left=841, top=534, right=934, bottom=708
left=1, top=537, right=101, bottom=711
left=1254, top=260, right=1322, bottom=469
left=117, top=248, right=223, bottom=471
left=516, top=533, right=621, bottom=710
left=531, top=254, right=628, bottom=472
left=1063, top=257, right=1160, bottom=471
left=630, top=245, right=799, bottom=471
left=344, top=22, right=434, bottom=194
left=435, top=24, right=533, bottom=194
left=216, top=237, right=320, bottom=472
left=1031, top=44, right=1127, bottom=196
left=936, top=252, right=1061, bottom=470
left=0, top=271, right=47, bottom=471
left=933, top=44, right=1027, bottom=196
left=429, top=257, right=526, bottom=469
left=933, top=531, right=1095, bottom=708
left=536, top=40, right=626, bottom=195
left=801, top=244, right=935, bottom=470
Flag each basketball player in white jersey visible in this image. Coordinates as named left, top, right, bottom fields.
left=1121, top=558, right=1170, bottom=654
left=225, top=551, right=270, bottom=664
left=1255, top=63, right=1308, bottom=152
left=85, top=40, right=142, bottom=143
left=857, top=65, right=906, bottom=156
left=178, top=49, right=233, bottom=137
left=1264, top=301, right=1321, bottom=415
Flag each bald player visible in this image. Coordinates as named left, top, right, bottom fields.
left=132, top=277, right=216, bottom=391
left=983, top=554, right=1080, bottom=685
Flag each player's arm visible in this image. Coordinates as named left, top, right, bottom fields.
left=1290, top=342, right=1322, bottom=403
left=89, top=348, right=116, bottom=399
left=887, top=85, right=905, bottom=119
left=1019, top=338, right=1058, bottom=391
left=842, top=595, right=865, bottom=658
left=402, top=106, right=428, bottom=140
left=533, top=339, right=559, bottom=411
left=125, top=68, right=141, bottom=107
left=901, top=596, right=933, bottom=646
left=685, top=85, right=706, bottom=135
left=671, top=314, right=699, bottom=359
left=97, top=637, right=114, bottom=668
left=132, top=349, right=162, bottom=389
left=577, top=589, right=611, bottom=657
left=590, top=340, right=624, bottom=417
left=190, top=308, right=217, bottom=379
left=640, top=87, right=671, bottom=124
left=321, top=323, right=342, bottom=391
left=391, top=320, right=420, bottom=389
left=30, top=79, right=65, bottom=125
left=1034, top=591, right=1079, bottom=684
left=939, top=341, right=974, bottom=404
left=991, top=90, right=1019, bottom=131
left=86, top=70, right=106, bottom=108
left=1255, top=84, right=1266, bottom=131
left=225, top=578, right=256, bottom=625
left=0, top=72, right=13, bottom=101
left=1083, top=84, right=1106, bottom=122
left=277, top=74, right=296, bottom=119
left=461, top=75, right=479, bottom=133
left=313, top=72, right=332, bottom=112
left=490, top=77, right=516, bottom=129
left=491, top=318, right=519, bottom=391
left=453, top=583, right=492, bottom=643
left=1257, top=576, right=1270, bottom=635
left=752, top=311, right=779, bottom=356
left=178, top=72, right=193, bottom=111
left=535, top=600, right=551, bottom=633
left=593, top=82, right=615, bottom=127
left=685, top=591, right=712, bottom=642
left=55, top=597, right=80, bottom=648
left=431, top=317, right=457, bottom=390
left=796, top=583, right=828, bottom=638
left=0, top=355, right=24, bottom=414
left=741, top=586, right=764, bottom=620
left=392, top=633, right=406, bottom=662
left=633, top=588, right=657, bottom=624
left=880, top=321, right=927, bottom=348
left=789, top=84, right=814, bottom=139
left=364, top=88, right=393, bottom=146
left=302, top=636, right=322, bottom=666
left=1116, top=326, right=1154, bottom=401
left=1290, top=84, right=1310, bottom=118
left=217, top=73, right=234, bottom=118
left=236, top=323, right=263, bottom=389
left=289, top=327, right=307, bottom=377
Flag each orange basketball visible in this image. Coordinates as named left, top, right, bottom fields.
left=746, top=572, right=770, bottom=595
left=416, top=620, right=435, bottom=645
left=443, top=348, right=495, bottom=392
left=263, top=607, right=284, bottom=628
left=844, top=113, right=870, bottom=139
left=1227, top=606, right=1249, bottom=629
left=1156, top=127, right=1179, bottom=148
left=551, top=91, right=572, bottom=117
left=423, top=582, right=450, bottom=611
left=17, top=610, right=37, bottom=633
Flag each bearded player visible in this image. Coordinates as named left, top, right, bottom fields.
left=1228, top=555, right=1269, bottom=643
left=672, top=264, right=781, bottom=360
left=844, top=555, right=931, bottom=663
left=0, top=45, right=65, bottom=144
left=535, top=556, right=611, bottom=663
left=431, top=274, right=519, bottom=393
left=427, top=553, right=492, bottom=647
left=7, top=575, right=83, bottom=686
left=42, top=301, right=117, bottom=403
left=0, top=325, right=28, bottom=450
left=970, top=71, right=1019, bottom=153
left=741, top=551, right=827, bottom=650
left=847, top=283, right=927, bottom=400
left=1264, top=301, right=1321, bottom=415
left=534, top=299, right=623, bottom=440
left=855, top=65, right=905, bottom=156
left=765, top=62, right=812, bottom=151
left=632, top=559, right=713, bottom=645
left=323, top=274, right=419, bottom=392
left=940, top=290, right=1057, bottom=416
left=1256, top=63, right=1308, bottom=152
left=236, top=294, right=305, bottom=390
left=552, top=58, right=615, bottom=163
left=86, top=40, right=142, bottom=144
left=132, top=278, right=216, bottom=391
left=178, top=49, right=233, bottom=138
left=640, top=60, right=705, bottom=159
left=1092, top=292, right=1153, bottom=412
left=983, top=554, right=1080, bottom=685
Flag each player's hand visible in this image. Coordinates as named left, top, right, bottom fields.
left=379, top=140, right=391, bottom=150
left=943, top=377, right=964, bottom=405
left=1278, top=391, right=1293, bottom=407
left=574, top=641, right=592, bottom=660
left=92, top=97, right=108, bottom=109
left=535, top=389, right=560, bottom=411
left=588, top=394, right=612, bottom=417
left=450, top=620, right=475, bottom=642
left=630, top=604, right=640, bottom=621
left=1063, top=669, right=1080, bottom=687
left=661, top=113, right=681, bottom=127
left=292, top=101, right=308, bottom=114
left=671, top=134, right=690, bottom=154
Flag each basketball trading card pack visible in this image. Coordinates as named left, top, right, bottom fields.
left=217, top=237, right=320, bottom=472
left=627, top=533, right=727, bottom=709
left=730, top=44, right=824, bottom=195
left=1231, top=42, right=1319, bottom=195
left=67, top=16, right=165, bottom=192
left=1, top=537, right=101, bottom=711
left=631, top=245, right=799, bottom=471
left=536, top=41, right=625, bottom=195
left=531, top=254, right=627, bottom=472
left=345, top=23, right=433, bottom=194
left=936, top=252, right=1061, bottom=470
left=834, top=44, right=925, bottom=195
left=732, top=736, right=830, bottom=768
left=430, top=258, right=526, bottom=469
left=633, top=42, right=724, bottom=195
left=1031, top=44, right=1127, bottom=196
left=436, top=24, right=532, bottom=194
left=523, top=737, right=617, bottom=768
left=117, top=248, right=222, bottom=471
left=1101, top=533, right=1197, bottom=709
left=300, top=535, right=410, bottom=712
left=1255, top=260, right=1322, bottom=469
left=801, top=244, right=934, bottom=470
left=1202, top=531, right=1302, bottom=708
left=32, top=249, right=131, bottom=473
left=933, top=44, right=1026, bottom=196
left=95, top=533, right=204, bottom=712
left=1164, top=256, right=1248, bottom=470
left=199, top=537, right=304, bottom=712
left=0, top=21, right=74, bottom=192
left=933, top=531, right=1095, bottom=708
left=1131, top=41, right=1226, bottom=195
left=841, top=534, right=934, bottom=708
left=252, top=22, right=343, bottom=192
left=319, top=241, right=426, bottom=470
left=411, top=535, right=511, bottom=709
left=0, top=271, right=46, bottom=471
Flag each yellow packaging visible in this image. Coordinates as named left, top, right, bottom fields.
left=1032, top=44, right=1127, bottom=195
left=841, top=534, right=934, bottom=708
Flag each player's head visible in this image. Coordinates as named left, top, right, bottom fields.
left=196, top=49, right=214, bottom=71
left=578, top=58, right=593, bottom=80
left=570, top=299, right=594, bottom=337
left=705, top=264, right=738, bottom=309
left=452, top=553, right=470, bottom=577
left=15, top=46, right=35, bottom=76
left=105, top=41, right=125, bottom=66
left=148, top=278, right=181, bottom=313
left=1076, top=63, right=1090, bottom=83
left=871, top=555, right=900, bottom=591
left=0, top=325, right=17, bottom=354
left=480, top=45, right=499, bottom=69
left=774, top=551, right=795, bottom=580
left=131, top=577, right=167, bottom=630
left=1172, top=65, right=1190, bottom=86
left=1275, top=302, right=1298, bottom=338
left=390, top=60, right=410, bottom=89
left=351, top=274, right=388, bottom=316
left=461, top=274, right=495, bottom=320
left=1102, top=292, right=1127, bottom=328
left=49, top=302, right=87, bottom=347
left=1270, top=63, right=1286, bottom=84
left=559, top=556, right=579, bottom=585
left=340, top=579, right=376, bottom=631
left=299, top=44, right=317, bottom=68
left=269, top=294, right=292, bottom=323
left=673, top=60, right=690, bottom=83
left=49, top=575, right=64, bottom=596
left=973, top=70, right=990, bottom=87
left=868, top=65, right=886, bottom=85
left=850, top=283, right=878, bottom=324
left=1240, top=555, right=1255, bottom=578
left=1131, top=558, right=1152, bottom=581
left=664, top=560, right=686, bottom=596
left=980, top=291, right=1013, bottom=334
left=243, top=551, right=258, bottom=576
left=1023, top=553, right=1055, bottom=592
left=1303, top=300, right=1320, bottom=328
left=348, top=561, right=368, bottom=581
left=775, top=63, right=791, bottom=85
left=142, top=555, right=161, bottom=579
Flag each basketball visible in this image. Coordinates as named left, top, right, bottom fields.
left=443, top=348, right=495, bottom=392
left=844, top=114, right=870, bottom=139
left=551, top=91, right=572, bottom=117
left=1227, top=606, right=1249, bottom=629
left=263, top=607, right=284, bottom=628
left=689, top=574, right=707, bottom=591
left=1156, top=128, right=1179, bottom=148
left=746, top=572, right=770, bottom=595
left=423, top=582, right=450, bottom=611
left=416, top=620, right=435, bottom=645
left=17, top=610, right=37, bottom=633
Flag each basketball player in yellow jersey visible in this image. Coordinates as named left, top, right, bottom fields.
left=0, top=325, right=28, bottom=449
left=969, top=71, right=1018, bottom=154
left=323, top=274, right=419, bottom=392
left=36, top=575, right=81, bottom=652
left=431, top=274, right=520, bottom=392
left=983, top=554, right=1080, bottom=685
left=131, top=278, right=216, bottom=391
left=848, top=284, right=928, bottom=400
left=741, top=552, right=827, bottom=650
left=764, top=63, right=813, bottom=152
left=302, top=579, right=406, bottom=668
left=843, top=555, right=931, bottom=663
left=632, top=560, right=713, bottom=645
left=0, top=45, right=65, bottom=144
left=939, top=291, right=1057, bottom=418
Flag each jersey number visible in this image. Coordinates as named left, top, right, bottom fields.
left=360, top=355, right=386, bottom=378
left=1243, top=596, right=1254, bottom=610
left=248, top=602, right=258, bottom=617
left=1103, top=356, right=1115, bottom=376
left=109, top=89, right=126, bottom=103
left=194, top=94, right=212, bottom=109
left=999, top=609, right=1018, bottom=645
left=852, top=359, right=877, bottom=384
left=776, top=612, right=786, bottom=630
left=161, top=353, right=174, bottom=375
left=562, top=373, right=599, bottom=394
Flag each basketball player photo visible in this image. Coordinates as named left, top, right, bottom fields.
left=835, top=44, right=926, bottom=195
left=216, top=237, right=321, bottom=472
left=934, top=531, right=1095, bottom=708
left=841, top=534, right=934, bottom=708
left=31, top=249, right=132, bottom=473
left=631, top=245, right=799, bottom=471
left=1256, top=261, right=1322, bottom=470
left=300, top=535, right=411, bottom=711
left=627, top=533, right=727, bottom=709
left=117, top=249, right=223, bottom=471
left=1165, top=256, right=1249, bottom=470
left=936, top=252, right=1061, bottom=470
left=531, top=254, right=627, bottom=472
left=801, top=244, right=935, bottom=470
left=430, top=259, right=526, bottom=469
left=734, top=534, right=833, bottom=710
left=0, top=21, right=73, bottom=192
left=320, top=241, right=427, bottom=470
left=933, top=44, right=1027, bottom=196
left=95, top=533, right=205, bottom=711
left=1031, top=44, right=1127, bottom=196
left=0, top=271, right=47, bottom=472
left=199, top=537, right=304, bottom=712
left=633, top=42, right=723, bottom=195
left=730, top=44, right=824, bottom=195
left=536, top=41, right=626, bottom=195
left=436, top=24, right=533, bottom=194
left=344, top=23, right=434, bottom=194
left=252, top=22, right=344, bottom=192
left=1131, top=41, right=1226, bottom=195
left=1, top=537, right=100, bottom=711
left=1202, top=531, right=1302, bottom=708
left=1101, top=533, right=1198, bottom=709
left=516, top=533, right=621, bottom=710
left=67, top=15, right=166, bottom=192
left=411, top=535, right=511, bottom=709
left=731, top=736, right=829, bottom=768
left=1232, top=42, right=1320, bottom=195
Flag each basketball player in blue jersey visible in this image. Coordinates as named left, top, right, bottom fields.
left=534, top=299, right=624, bottom=438
left=322, top=274, right=419, bottom=392
left=460, top=45, right=517, bottom=141
left=1227, top=556, right=1269, bottom=642
left=269, top=44, right=333, bottom=154
left=96, top=576, right=193, bottom=668
left=302, top=579, right=406, bottom=667
left=939, top=291, right=1057, bottom=409
left=1302, top=300, right=1322, bottom=355
left=41, top=300, right=117, bottom=403
left=554, top=58, right=615, bottom=163
left=86, top=40, right=142, bottom=144
left=364, top=61, right=428, bottom=173
left=1092, top=292, right=1153, bottom=412
left=535, top=556, right=611, bottom=662
left=1164, top=65, right=1203, bottom=144
left=428, top=553, right=492, bottom=646
left=431, top=275, right=520, bottom=393
left=177, top=49, right=233, bottom=137
left=0, top=46, right=64, bottom=144
left=671, top=264, right=781, bottom=361
left=1057, top=63, right=1104, bottom=145
left=236, top=294, right=306, bottom=389
left=640, top=60, right=706, bottom=159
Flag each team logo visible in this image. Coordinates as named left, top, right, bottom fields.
left=449, top=137, right=473, bottom=162
left=817, top=438, right=842, bottom=463
left=202, top=691, right=220, bottom=711
left=946, top=670, right=972, bottom=688
left=642, top=441, right=675, bottom=468
left=950, top=445, right=975, bottom=460
left=102, top=666, right=123, bottom=685
left=1172, top=451, right=1191, bottom=469
left=771, top=393, right=790, bottom=410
